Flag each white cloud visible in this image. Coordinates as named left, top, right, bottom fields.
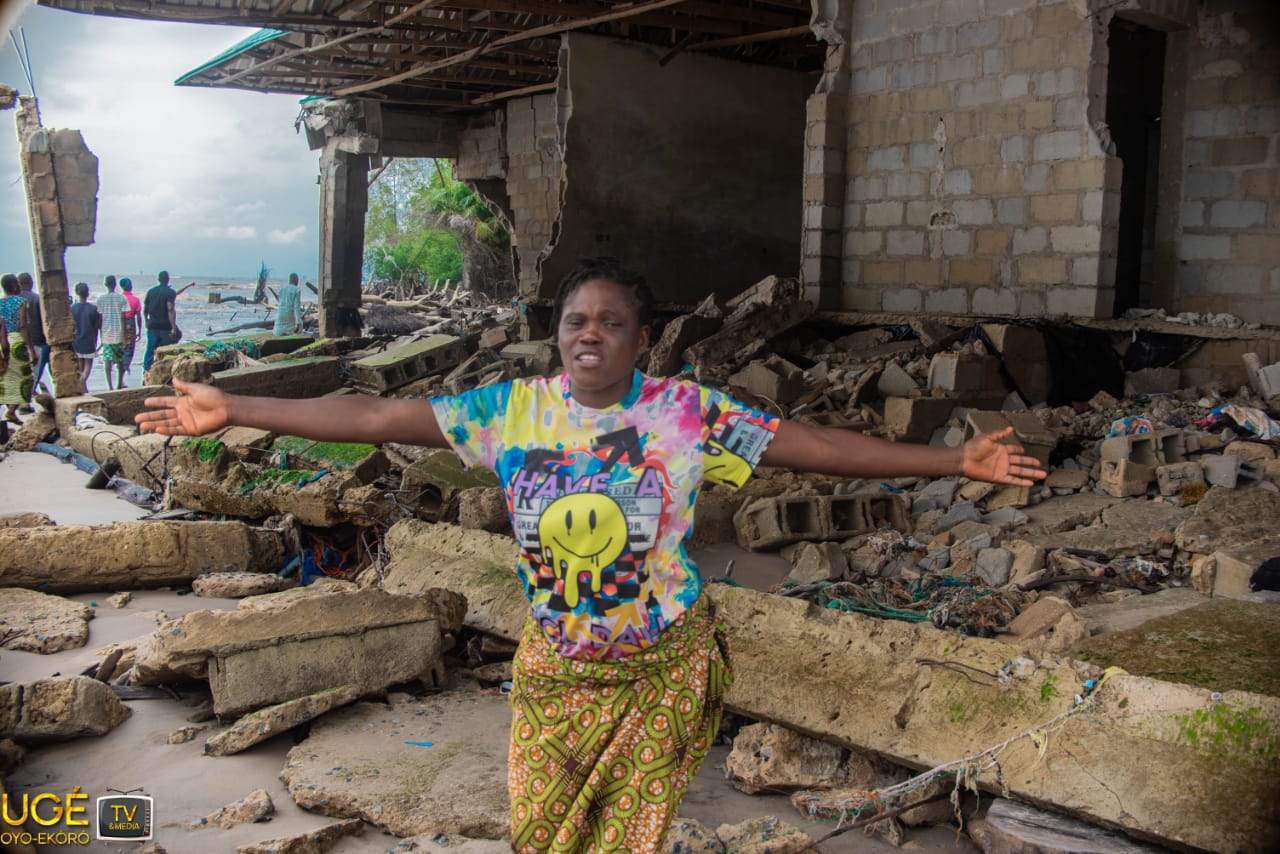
left=268, top=225, right=306, bottom=244
left=202, top=225, right=258, bottom=240
left=0, top=7, right=322, bottom=278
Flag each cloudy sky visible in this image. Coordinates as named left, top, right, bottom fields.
left=0, top=1, right=320, bottom=280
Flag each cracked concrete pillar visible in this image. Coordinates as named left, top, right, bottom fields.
left=317, top=138, right=369, bottom=338
left=10, top=94, right=98, bottom=397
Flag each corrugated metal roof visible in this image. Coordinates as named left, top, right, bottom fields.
left=175, top=28, right=289, bottom=86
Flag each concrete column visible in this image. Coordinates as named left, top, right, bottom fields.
left=801, top=4, right=852, bottom=310
left=317, top=140, right=369, bottom=338
left=13, top=96, right=87, bottom=397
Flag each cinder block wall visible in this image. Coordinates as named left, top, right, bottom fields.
left=834, top=0, right=1115, bottom=318
left=456, top=94, right=564, bottom=295
left=819, top=0, right=1279, bottom=321
left=1175, top=3, right=1280, bottom=324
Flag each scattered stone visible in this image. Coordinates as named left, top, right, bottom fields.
left=281, top=692, right=509, bottom=838
left=192, top=571, right=296, bottom=598
left=107, top=592, right=132, bottom=608
left=0, top=738, right=25, bottom=774
left=785, top=541, right=848, bottom=584
left=458, top=487, right=510, bottom=532
left=1155, top=461, right=1204, bottom=497
left=1044, top=469, right=1089, bottom=490
left=714, top=816, right=814, bottom=854
left=167, top=725, right=208, bottom=744
left=190, top=788, right=274, bottom=830
left=0, top=588, right=93, bottom=653
left=934, top=502, right=982, bottom=533
left=725, top=722, right=850, bottom=795
left=472, top=661, right=511, bottom=686
left=235, top=818, right=364, bottom=854
left=205, top=685, right=362, bottom=756
left=975, top=548, right=1014, bottom=587
left=0, top=512, right=55, bottom=528
left=1005, top=596, right=1088, bottom=655
left=1224, top=440, right=1275, bottom=464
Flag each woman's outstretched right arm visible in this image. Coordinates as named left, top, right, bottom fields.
left=135, top=378, right=449, bottom=448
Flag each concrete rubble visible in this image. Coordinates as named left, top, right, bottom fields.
left=0, top=676, right=130, bottom=741
left=4, top=277, right=1280, bottom=852
left=127, top=584, right=464, bottom=718
left=0, top=587, right=93, bottom=653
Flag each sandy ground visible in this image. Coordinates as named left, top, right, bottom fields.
left=2, top=451, right=977, bottom=853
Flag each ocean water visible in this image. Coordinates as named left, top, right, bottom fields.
left=64, top=274, right=317, bottom=395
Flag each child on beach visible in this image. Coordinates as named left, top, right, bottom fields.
left=70, top=281, right=100, bottom=387
left=137, top=256, right=1045, bottom=853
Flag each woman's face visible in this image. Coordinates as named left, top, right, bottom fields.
left=556, top=278, right=650, bottom=409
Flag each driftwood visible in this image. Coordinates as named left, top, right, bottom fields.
left=209, top=320, right=273, bottom=335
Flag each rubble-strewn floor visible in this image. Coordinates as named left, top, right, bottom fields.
left=1, top=451, right=976, bottom=854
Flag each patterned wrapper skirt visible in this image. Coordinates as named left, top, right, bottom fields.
left=122, top=323, right=137, bottom=367
left=508, top=597, right=731, bottom=854
left=0, top=341, right=32, bottom=405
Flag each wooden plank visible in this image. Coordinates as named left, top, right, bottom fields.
left=471, top=79, right=556, bottom=104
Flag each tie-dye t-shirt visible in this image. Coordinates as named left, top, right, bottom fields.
left=430, top=370, right=778, bottom=660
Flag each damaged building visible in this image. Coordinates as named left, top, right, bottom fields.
left=3, top=1, right=1280, bottom=853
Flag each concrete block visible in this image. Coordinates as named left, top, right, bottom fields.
left=729, top=358, right=807, bottom=405
left=982, top=323, right=1051, bottom=404
left=214, top=357, right=343, bottom=400
left=0, top=676, right=130, bottom=741
left=1203, top=454, right=1243, bottom=488
left=1099, top=459, right=1154, bottom=497
left=351, top=336, right=466, bottom=393
left=884, top=396, right=959, bottom=442
left=1242, top=352, right=1280, bottom=398
left=736, top=495, right=826, bottom=550
left=928, top=352, right=1001, bottom=393
left=1099, top=434, right=1159, bottom=466
left=975, top=548, right=1014, bottom=586
left=1156, top=462, right=1205, bottom=497
left=1224, top=441, right=1276, bottom=465
left=786, top=542, right=848, bottom=584
left=877, top=362, right=918, bottom=398
left=1153, top=429, right=1186, bottom=464
left=54, top=394, right=106, bottom=437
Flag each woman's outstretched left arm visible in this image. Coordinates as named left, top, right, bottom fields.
left=759, top=420, right=1045, bottom=486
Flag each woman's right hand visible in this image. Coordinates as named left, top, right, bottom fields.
left=135, top=379, right=230, bottom=436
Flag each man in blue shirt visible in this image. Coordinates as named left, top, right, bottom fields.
left=142, top=270, right=179, bottom=372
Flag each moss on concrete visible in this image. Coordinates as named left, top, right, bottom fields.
left=1172, top=703, right=1279, bottom=769
left=1073, top=598, right=1280, bottom=696
left=272, top=436, right=378, bottom=470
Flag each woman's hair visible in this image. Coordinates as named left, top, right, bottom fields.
left=551, top=256, right=654, bottom=332
left=1, top=274, right=18, bottom=295
left=74, top=281, right=89, bottom=299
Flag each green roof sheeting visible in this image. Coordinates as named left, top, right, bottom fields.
left=176, top=28, right=290, bottom=85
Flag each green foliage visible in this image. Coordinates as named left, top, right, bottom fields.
left=363, top=158, right=507, bottom=296
left=1040, top=673, right=1060, bottom=703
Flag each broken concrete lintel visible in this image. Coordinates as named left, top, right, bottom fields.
left=378, top=521, right=1280, bottom=852
left=130, top=586, right=466, bottom=687
left=0, top=521, right=285, bottom=594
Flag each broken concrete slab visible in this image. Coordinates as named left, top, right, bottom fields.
left=1175, top=486, right=1280, bottom=554
left=213, top=356, right=344, bottom=399
left=402, top=449, right=501, bottom=522
left=379, top=521, right=524, bottom=640
left=0, top=521, right=285, bottom=593
left=1014, top=493, right=1123, bottom=535
left=192, top=572, right=296, bottom=599
left=0, top=676, right=130, bottom=741
left=235, top=819, right=364, bottom=854
left=0, top=588, right=93, bottom=653
left=647, top=297, right=723, bottom=377
left=1004, top=596, right=1089, bottom=655
left=204, top=685, right=362, bottom=756
left=458, top=487, right=510, bottom=533
left=129, top=585, right=465, bottom=720
left=734, top=492, right=909, bottom=550
left=270, top=436, right=389, bottom=484
left=3, top=409, right=56, bottom=452
left=683, top=277, right=813, bottom=377
left=189, top=788, right=274, bottom=830
left=981, top=324, right=1051, bottom=405
left=169, top=466, right=360, bottom=527
left=281, top=691, right=509, bottom=838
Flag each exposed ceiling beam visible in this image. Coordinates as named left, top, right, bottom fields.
left=470, top=79, right=557, bottom=105
left=687, top=23, right=812, bottom=51
left=336, top=0, right=691, bottom=96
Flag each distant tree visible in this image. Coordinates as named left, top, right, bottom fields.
left=364, top=159, right=512, bottom=299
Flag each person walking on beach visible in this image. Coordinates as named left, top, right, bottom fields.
left=16, top=272, right=47, bottom=407
left=97, top=275, right=129, bottom=390
left=0, top=274, right=34, bottom=424
left=273, top=272, right=303, bottom=336
left=70, top=281, right=100, bottom=387
left=142, top=270, right=179, bottom=372
left=119, top=277, right=142, bottom=382
left=138, top=256, right=1045, bottom=854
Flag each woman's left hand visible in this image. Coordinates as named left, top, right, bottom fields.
left=961, top=427, right=1047, bottom=486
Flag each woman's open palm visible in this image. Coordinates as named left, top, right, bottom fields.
left=136, top=379, right=229, bottom=437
